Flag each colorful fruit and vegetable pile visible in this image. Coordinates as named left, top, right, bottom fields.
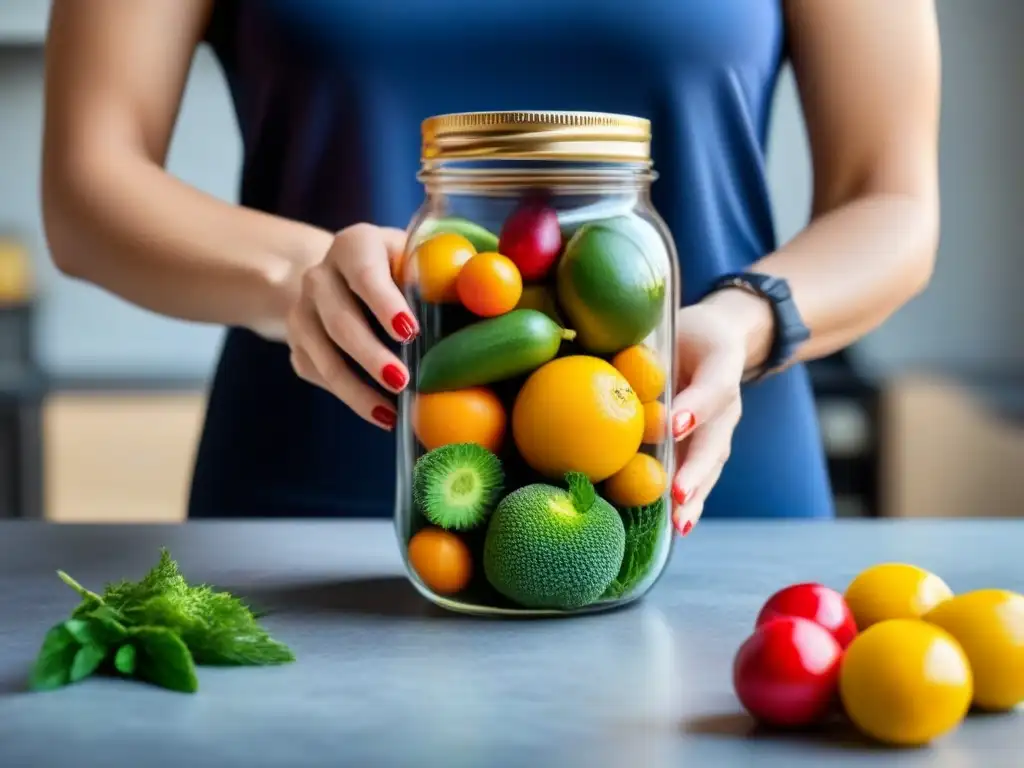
left=397, top=204, right=674, bottom=611
left=733, top=563, right=1024, bottom=748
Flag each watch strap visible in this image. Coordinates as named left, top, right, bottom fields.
left=703, top=272, right=810, bottom=382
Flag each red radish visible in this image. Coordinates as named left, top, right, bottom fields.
left=733, top=616, right=843, bottom=728
left=498, top=204, right=562, bottom=281
left=756, top=583, right=858, bottom=649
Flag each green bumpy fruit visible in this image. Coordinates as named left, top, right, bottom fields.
left=483, top=472, right=626, bottom=610
left=413, top=443, right=505, bottom=531
left=556, top=217, right=668, bottom=355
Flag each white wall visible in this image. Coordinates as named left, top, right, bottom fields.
left=0, top=0, right=1021, bottom=379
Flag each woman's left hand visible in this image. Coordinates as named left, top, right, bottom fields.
left=667, top=299, right=753, bottom=537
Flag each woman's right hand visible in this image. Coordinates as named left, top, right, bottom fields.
left=286, top=223, right=420, bottom=431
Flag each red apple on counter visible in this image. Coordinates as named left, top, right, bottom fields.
left=756, top=583, right=858, bottom=649
left=498, top=203, right=562, bottom=281
left=733, top=616, right=843, bottom=728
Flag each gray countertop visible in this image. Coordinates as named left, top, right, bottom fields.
left=0, top=519, right=1022, bottom=767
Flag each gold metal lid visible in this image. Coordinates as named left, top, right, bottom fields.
left=421, top=110, right=651, bottom=164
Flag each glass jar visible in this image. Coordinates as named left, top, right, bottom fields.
left=394, top=111, right=679, bottom=617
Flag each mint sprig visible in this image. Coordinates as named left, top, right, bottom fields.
left=29, top=548, right=295, bottom=694
left=565, top=471, right=597, bottom=514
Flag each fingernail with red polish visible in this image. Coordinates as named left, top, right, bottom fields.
left=391, top=312, right=418, bottom=342
left=672, top=410, right=696, bottom=439
left=382, top=364, right=408, bottom=391
left=371, top=406, right=397, bottom=429
left=672, top=511, right=685, bottom=536
left=681, top=520, right=694, bottom=537
left=672, top=483, right=687, bottom=506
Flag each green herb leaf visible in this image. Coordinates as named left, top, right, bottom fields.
left=565, top=471, right=596, bottom=514
left=62, top=611, right=127, bottom=648
left=28, top=624, right=79, bottom=692
left=61, top=618, right=92, bottom=646
left=69, top=644, right=108, bottom=683
left=186, top=624, right=296, bottom=666
left=603, top=499, right=667, bottom=600
left=113, top=644, right=137, bottom=676
left=81, top=606, right=130, bottom=642
left=130, top=626, right=199, bottom=694
left=102, top=548, right=188, bottom=612
left=36, top=547, right=295, bottom=695
left=131, top=591, right=295, bottom=666
left=58, top=570, right=104, bottom=605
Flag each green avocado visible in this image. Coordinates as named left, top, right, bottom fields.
left=556, top=217, right=668, bottom=355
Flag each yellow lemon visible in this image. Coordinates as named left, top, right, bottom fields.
left=924, top=589, right=1024, bottom=712
left=844, top=563, right=953, bottom=630
left=839, top=619, right=973, bottom=747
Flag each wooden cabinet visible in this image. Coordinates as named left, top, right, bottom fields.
left=42, top=392, right=207, bottom=523
left=880, top=375, right=1024, bottom=518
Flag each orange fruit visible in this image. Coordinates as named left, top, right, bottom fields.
left=611, top=344, right=667, bottom=403
left=412, top=387, right=507, bottom=452
left=405, top=233, right=476, bottom=303
left=456, top=252, right=523, bottom=317
left=512, top=355, right=644, bottom=482
left=603, top=453, right=668, bottom=507
left=642, top=401, right=668, bottom=444
left=407, top=528, right=473, bottom=595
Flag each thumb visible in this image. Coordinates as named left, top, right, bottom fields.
left=669, top=350, right=743, bottom=441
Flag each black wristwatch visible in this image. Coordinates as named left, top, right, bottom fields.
left=702, top=272, right=810, bottom=382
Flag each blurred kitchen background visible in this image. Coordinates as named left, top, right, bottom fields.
left=1, top=1, right=1022, bottom=523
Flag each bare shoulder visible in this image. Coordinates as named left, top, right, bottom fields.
left=782, top=0, right=940, bottom=208
left=44, top=0, right=215, bottom=165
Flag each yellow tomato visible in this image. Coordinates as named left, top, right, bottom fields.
left=611, top=344, right=667, bottom=404
left=839, top=619, right=973, bottom=747
left=405, top=233, right=476, bottom=303
left=844, top=563, right=953, bottom=630
left=603, top=453, right=668, bottom=508
left=641, top=400, right=668, bottom=445
left=924, top=589, right=1024, bottom=711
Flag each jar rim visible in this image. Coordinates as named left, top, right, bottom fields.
left=420, top=110, right=652, bottom=165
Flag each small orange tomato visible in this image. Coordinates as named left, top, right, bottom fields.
left=603, top=452, right=668, bottom=508
left=612, top=345, right=667, bottom=404
left=407, top=528, right=473, bottom=595
left=413, top=387, right=507, bottom=452
left=407, top=233, right=476, bottom=303
left=642, top=401, right=668, bottom=444
left=456, top=251, right=523, bottom=317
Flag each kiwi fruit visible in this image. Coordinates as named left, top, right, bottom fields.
left=412, top=443, right=505, bottom=531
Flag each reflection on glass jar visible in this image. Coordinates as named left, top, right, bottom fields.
left=394, top=111, right=680, bottom=617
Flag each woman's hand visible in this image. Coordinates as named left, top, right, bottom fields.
left=286, top=223, right=419, bottom=431
left=668, top=293, right=771, bottom=536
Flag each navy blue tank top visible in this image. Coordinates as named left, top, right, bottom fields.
left=189, top=0, right=834, bottom=519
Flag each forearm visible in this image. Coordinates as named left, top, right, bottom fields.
left=43, top=152, right=333, bottom=337
left=705, top=191, right=939, bottom=371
